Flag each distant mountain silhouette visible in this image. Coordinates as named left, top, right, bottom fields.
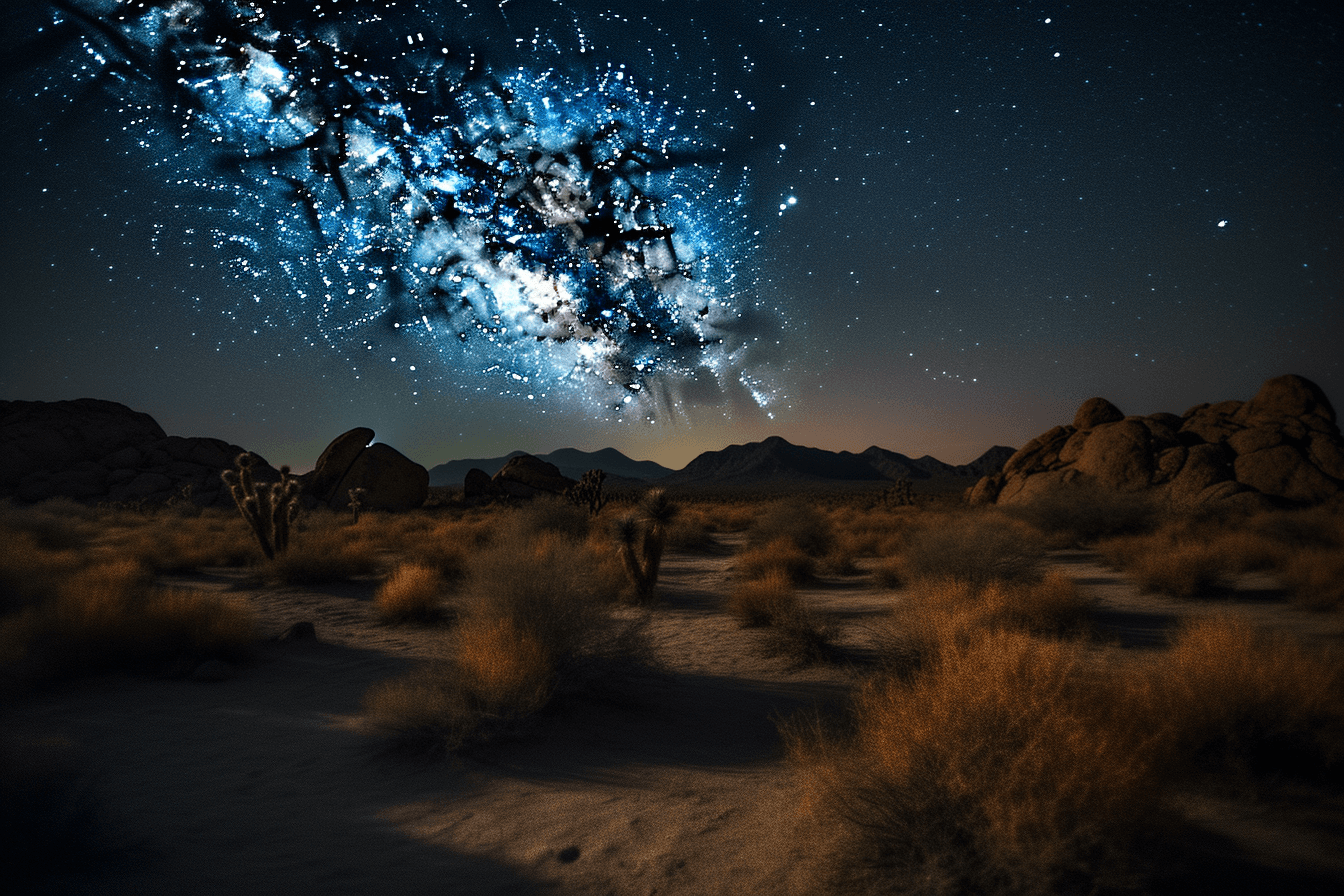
left=659, top=437, right=1016, bottom=489
left=428, top=447, right=672, bottom=486
left=428, top=438, right=1015, bottom=491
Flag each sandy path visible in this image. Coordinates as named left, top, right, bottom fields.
left=14, top=545, right=870, bottom=895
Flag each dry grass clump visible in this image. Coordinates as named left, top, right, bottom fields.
left=1278, top=547, right=1344, bottom=609
left=1, top=559, right=256, bottom=681
left=784, top=629, right=1165, bottom=895
left=728, top=570, right=799, bottom=627
left=1145, top=616, right=1344, bottom=779
left=375, top=563, right=447, bottom=623
left=743, top=498, right=858, bottom=575
left=734, top=537, right=815, bottom=584
left=1098, top=533, right=1228, bottom=599
left=363, top=524, right=648, bottom=751
left=890, top=512, right=1044, bottom=588
left=255, top=513, right=382, bottom=584
left=1007, top=481, right=1163, bottom=547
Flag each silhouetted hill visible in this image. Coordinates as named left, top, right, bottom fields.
left=428, top=448, right=672, bottom=486
left=658, top=437, right=1015, bottom=489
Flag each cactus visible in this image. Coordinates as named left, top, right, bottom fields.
left=348, top=487, right=368, bottom=522
left=565, top=469, right=608, bottom=516
left=221, top=453, right=300, bottom=560
left=616, top=488, right=678, bottom=602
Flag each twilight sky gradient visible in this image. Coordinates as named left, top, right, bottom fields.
left=3, top=0, right=1341, bottom=472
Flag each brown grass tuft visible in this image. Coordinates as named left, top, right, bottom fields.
left=375, top=563, right=447, bottom=623
left=727, top=570, right=798, bottom=627
left=734, top=537, right=815, bottom=584
left=784, top=630, right=1165, bottom=895
left=1145, top=616, right=1344, bottom=779
left=891, top=513, right=1044, bottom=588
left=1099, top=534, right=1227, bottom=599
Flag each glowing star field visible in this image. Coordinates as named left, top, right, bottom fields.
left=3, top=2, right=1338, bottom=470
left=18, top=0, right=779, bottom=418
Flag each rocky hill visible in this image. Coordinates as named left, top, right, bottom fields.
left=969, top=374, right=1344, bottom=509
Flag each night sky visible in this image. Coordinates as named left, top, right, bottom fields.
left=3, top=0, right=1340, bottom=473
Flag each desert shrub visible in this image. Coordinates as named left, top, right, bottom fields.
left=507, top=495, right=594, bottom=539
left=1146, top=616, right=1344, bottom=779
left=255, top=514, right=382, bottom=584
left=1099, top=533, right=1226, bottom=599
left=746, top=499, right=835, bottom=557
left=784, top=630, right=1165, bottom=895
left=364, top=524, right=648, bottom=751
left=892, top=513, right=1043, bottom=588
left=664, top=510, right=719, bottom=553
left=1007, top=481, right=1162, bottom=546
left=375, top=563, right=447, bottom=623
left=728, top=570, right=799, bottom=627
left=734, top=537, right=815, bottom=584
left=1279, top=546, right=1344, bottom=609
left=1, top=560, right=256, bottom=680
left=0, top=529, right=83, bottom=612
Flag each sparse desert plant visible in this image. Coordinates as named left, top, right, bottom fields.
left=1006, top=480, right=1162, bottom=546
left=221, top=453, right=300, bottom=560
left=746, top=499, right=835, bottom=557
left=728, top=570, right=799, bottom=627
left=365, top=523, right=651, bottom=751
left=783, top=630, right=1166, bottom=895
left=1146, top=615, right=1344, bottom=779
left=733, top=536, right=815, bottom=584
left=1278, top=545, right=1344, bottom=609
left=1, top=559, right=255, bottom=680
left=375, top=563, right=447, bottom=623
left=616, top=488, right=678, bottom=602
left=255, top=512, right=382, bottom=584
left=347, top=487, right=367, bottom=522
left=892, top=512, right=1044, bottom=587
left=1099, top=533, right=1226, bottom=599
left=565, top=468, right=608, bottom=516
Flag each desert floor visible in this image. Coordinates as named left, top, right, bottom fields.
left=10, top=536, right=1344, bottom=895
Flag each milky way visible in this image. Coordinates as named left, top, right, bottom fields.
left=15, top=0, right=780, bottom=417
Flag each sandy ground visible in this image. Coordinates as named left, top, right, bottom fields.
left=10, top=541, right=1344, bottom=895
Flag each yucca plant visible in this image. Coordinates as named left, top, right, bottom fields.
left=616, top=488, right=678, bottom=602
left=221, top=453, right=300, bottom=560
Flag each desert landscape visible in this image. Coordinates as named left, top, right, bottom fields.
left=4, top=375, right=1344, bottom=895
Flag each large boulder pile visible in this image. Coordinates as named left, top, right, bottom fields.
left=968, top=374, right=1344, bottom=509
left=0, top=398, right=276, bottom=506
left=1, top=400, right=430, bottom=511
left=304, top=427, right=428, bottom=511
left=462, top=454, right=577, bottom=501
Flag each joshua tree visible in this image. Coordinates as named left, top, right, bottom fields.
left=348, top=487, right=368, bottom=522
left=566, top=469, right=608, bottom=516
left=616, top=488, right=678, bottom=602
left=221, top=453, right=300, bottom=560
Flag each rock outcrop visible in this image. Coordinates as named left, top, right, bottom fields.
left=489, top=454, right=577, bottom=498
left=306, top=428, right=428, bottom=511
left=969, top=375, right=1344, bottom=509
left=0, top=399, right=275, bottom=506
left=1, top=401, right=429, bottom=511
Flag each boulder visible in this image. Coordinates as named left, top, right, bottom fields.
left=1071, top=419, right=1153, bottom=491
left=329, top=442, right=428, bottom=511
left=307, top=427, right=375, bottom=505
left=463, top=467, right=497, bottom=499
left=0, top=398, right=271, bottom=506
left=491, top=454, right=577, bottom=498
left=969, top=375, right=1344, bottom=509
left=0, top=399, right=166, bottom=487
left=1235, top=374, right=1336, bottom=426
left=1073, top=397, right=1125, bottom=430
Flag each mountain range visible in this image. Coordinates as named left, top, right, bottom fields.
left=428, top=438, right=1015, bottom=490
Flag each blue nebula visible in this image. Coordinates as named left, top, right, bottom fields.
left=26, top=0, right=777, bottom=415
